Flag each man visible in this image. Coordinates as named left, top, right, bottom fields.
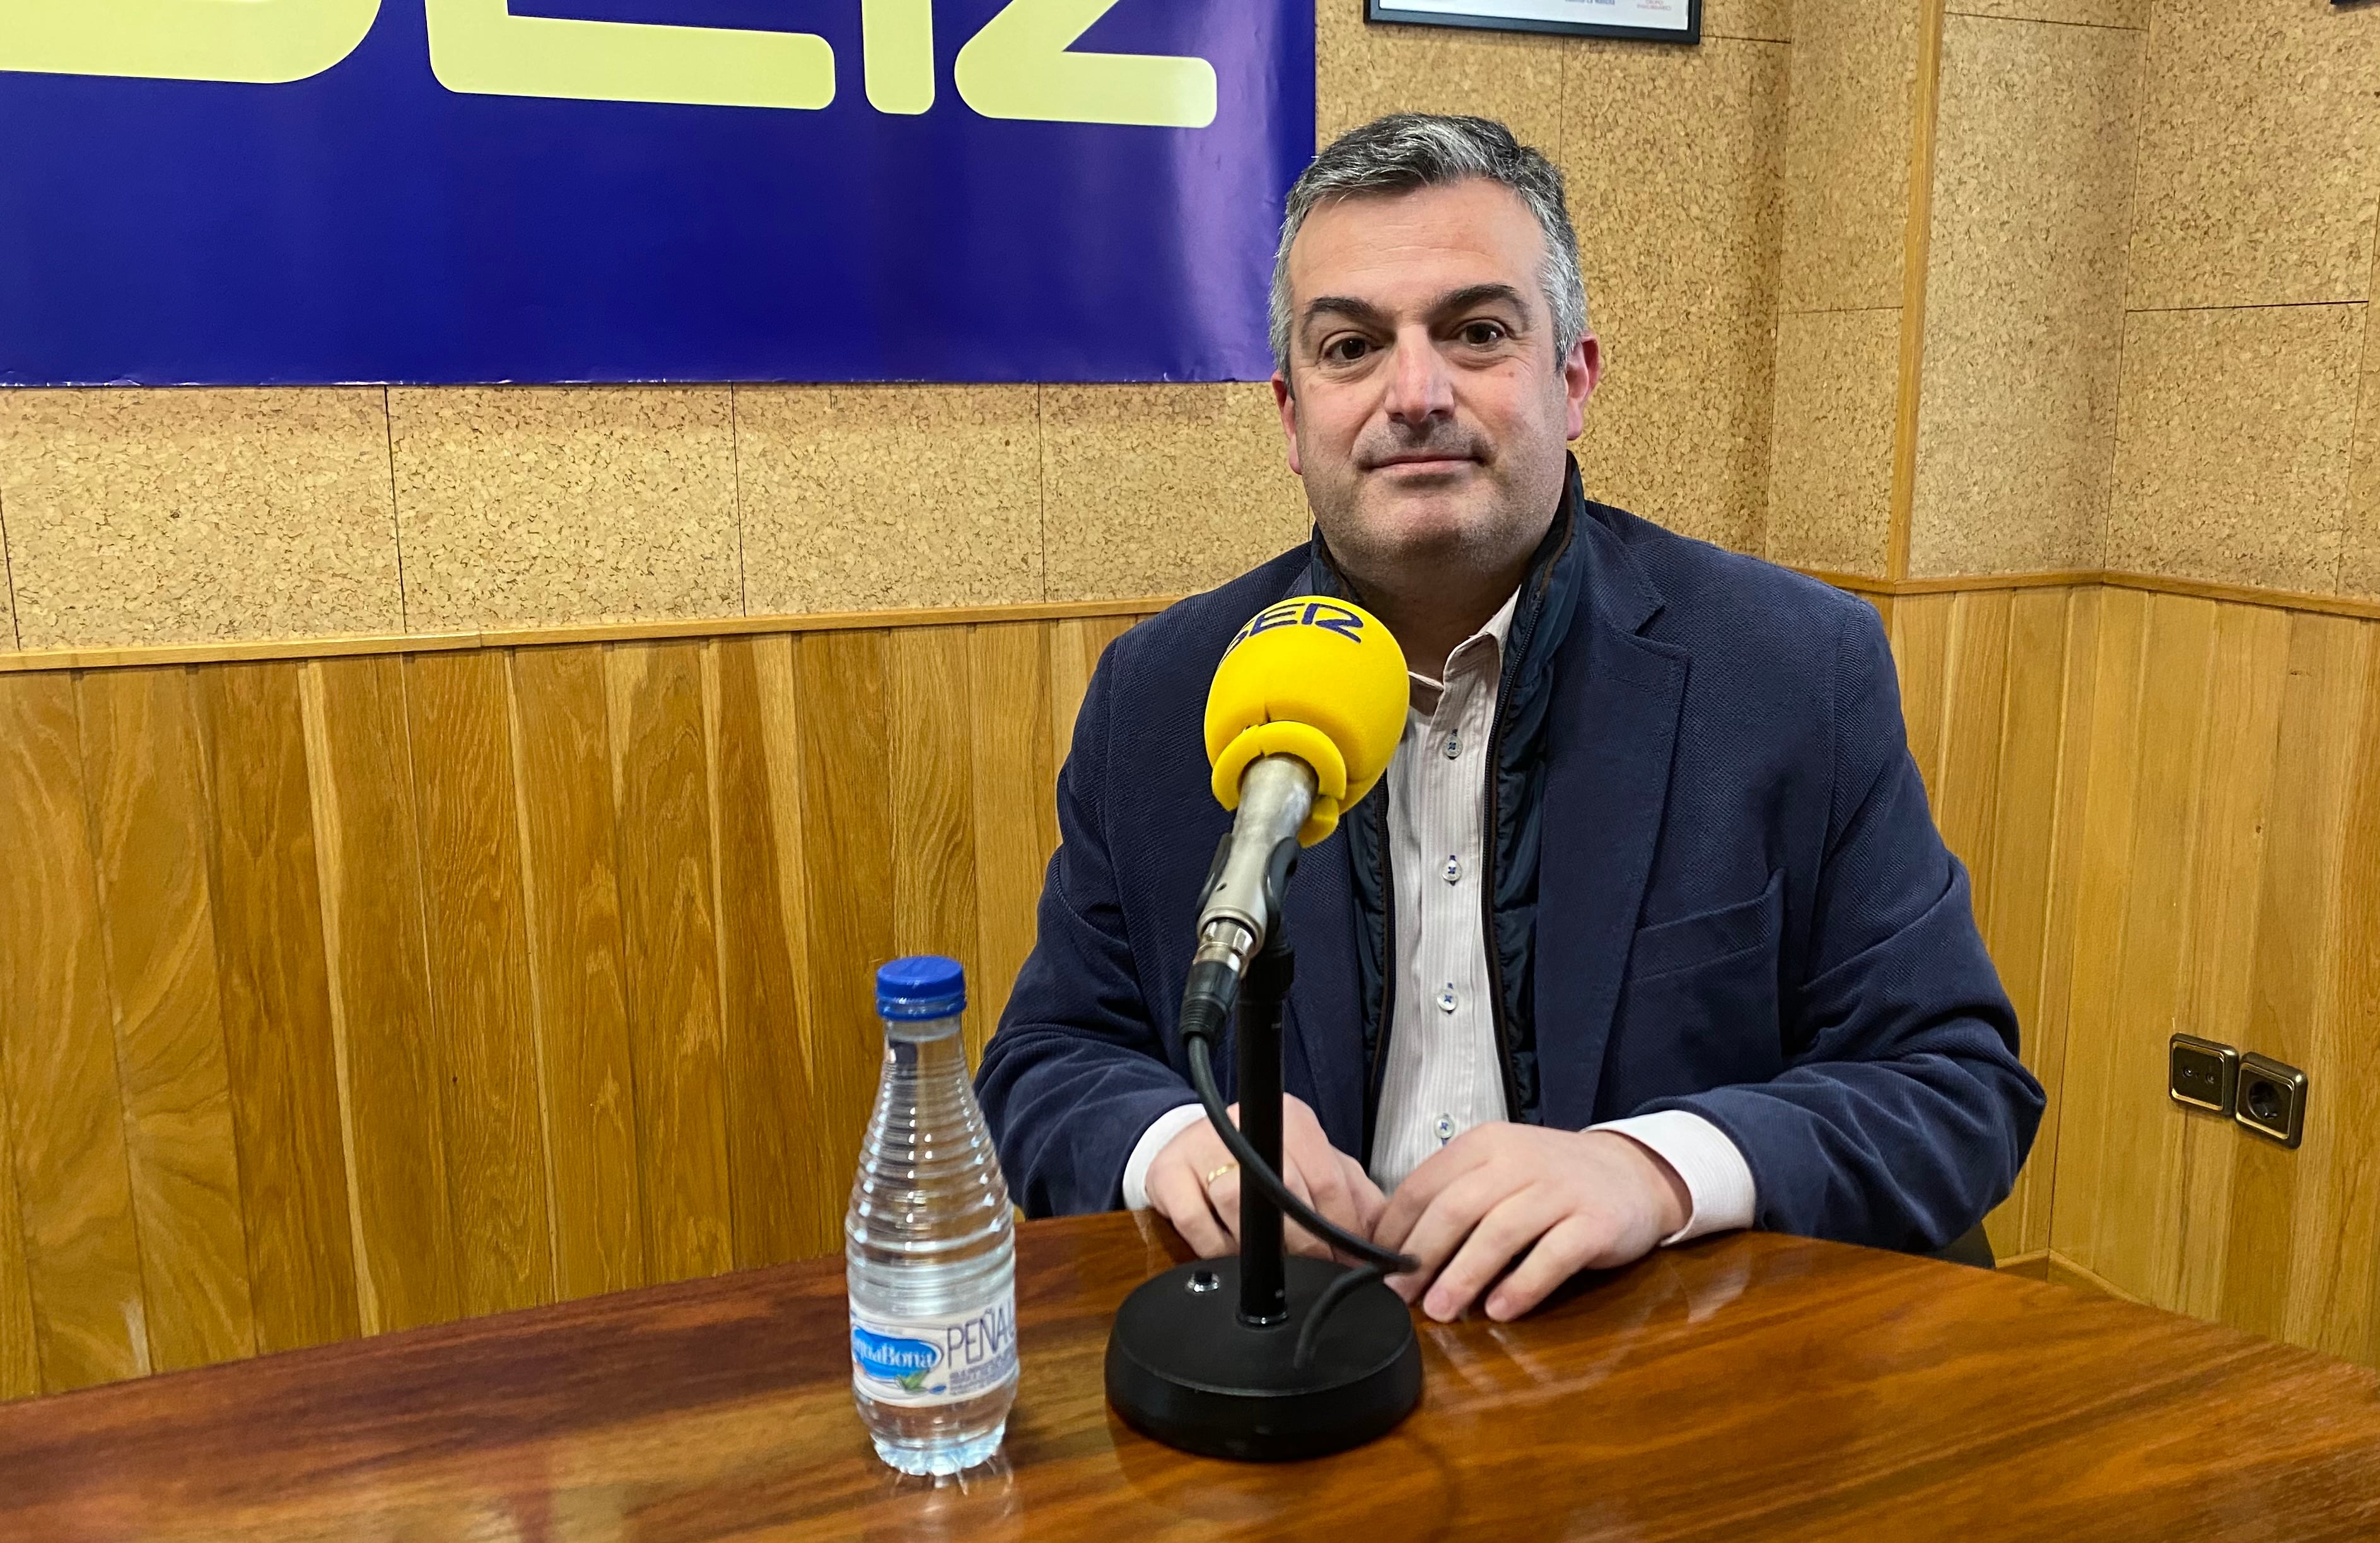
left=977, top=114, right=2042, bottom=1324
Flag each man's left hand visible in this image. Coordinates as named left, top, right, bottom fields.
left=1372, top=1125, right=1691, bottom=1322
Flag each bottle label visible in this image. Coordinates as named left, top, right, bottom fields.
left=849, top=1294, right=1018, bottom=1407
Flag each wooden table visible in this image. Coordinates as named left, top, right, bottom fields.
left=5, top=1212, right=2379, bottom=1541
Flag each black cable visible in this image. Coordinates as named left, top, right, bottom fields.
left=1294, top=1263, right=1384, bottom=1370
left=1183, top=1036, right=1414, bottom=1277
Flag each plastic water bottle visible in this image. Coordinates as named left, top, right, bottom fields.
left=846, top=956, right=1018, bottom=1475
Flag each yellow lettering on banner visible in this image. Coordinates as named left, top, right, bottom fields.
left=955, top=0, right=1216, bottom=129
left=862, top=0, right=934, bottom=117
left=423, top=0, right=833, bottom=110
left=0, top=0, right=380, bottom=85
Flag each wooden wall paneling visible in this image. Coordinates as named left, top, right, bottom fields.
left=2218, top=619, right=2370, bottom=1342
left=2080, top=596, right=2220, bottom=1300
left=1978, top=589, right=2074, bottom=1258
left=2014, top=587, right=2102, bottom=1259
left=1047, top=619, right=1096, bottom=776
left=1889, top=594, right=1956, bottom=799
left=2164, top=604, right=2294, bottom=1318
left=75, top=667, right=256, bottom=1371
left=0, top=674, right=150, bottom=1390
left=2048, top=587, right=2150, bottom=1286
left=1933, top=590, right=2013, bottom=913
left=1090, top=618, right=1141, bottom=668
left=795, top=631, right=897, bottom=1221
left=0, top=1075, right=35, bottom=1399
left=967, top=623, right=1059, bottom=1055
left=2065, top=597, right=2227, bottom=1295
left=196, top=663, right=359, bottom=1355
left=2215, top=616, right=2354, bottom=1341
left=604, top=643, right=736, bottom=1284
left=711, top=635, right=832, bottom=1267
left=298, top=657, right=459, bottom=1335
left=507, top=647, right=645, bottom=1301
left=2342, top=628, right=2380, bottom=1367
left=2296, top=621, right=2380, bottom=1363
left=2249, top=617, right=2373, bottom=1356
left=404, top=653, right=554, bottom=1317
left=1046, top=618, right=1133, bottom=778
left=890, top=628, right=984, bottom=1060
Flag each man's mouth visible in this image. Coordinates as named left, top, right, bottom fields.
left=1365, top=450, right=1477, bottom=472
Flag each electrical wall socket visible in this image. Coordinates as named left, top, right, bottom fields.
left=2236, top=1054, right=2307, bottom=1148
left=2169, top=1034, right=2239, bottom=1115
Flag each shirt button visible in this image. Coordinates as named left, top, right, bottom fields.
left=1442, top=855, right=1461, bottom=884
left=1442, top=736, right=1461, bottom=760
left=1437, top=986, right=1457, bottom=1013
left=1434, top=1115, right=1456, bottom=1144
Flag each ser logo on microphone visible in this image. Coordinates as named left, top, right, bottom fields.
left=1225, top=600, right=1367, bottom=656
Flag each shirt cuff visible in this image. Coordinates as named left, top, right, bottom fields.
left=1589, top=1109, right=1758, bottom=1246
left=1119, top=1103, right=1210, bottom=1211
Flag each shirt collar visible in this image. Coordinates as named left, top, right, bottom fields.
left=1407, top=585, right=1521, bottom=717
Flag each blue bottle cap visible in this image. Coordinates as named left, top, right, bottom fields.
left=876, top=955, right=967, bottom=1021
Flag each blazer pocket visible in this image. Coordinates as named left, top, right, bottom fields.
left=1625, top=871, right=1784, bottom=985
left=1615, top=872, right=1788, bottom=1090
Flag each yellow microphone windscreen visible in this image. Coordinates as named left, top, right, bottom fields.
left=1205, top=597, right=1409, bottom=845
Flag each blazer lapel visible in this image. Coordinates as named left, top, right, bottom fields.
left=1533, top=520, right=1689, bottom=1130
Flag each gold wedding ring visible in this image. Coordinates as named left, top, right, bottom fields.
left=1203, top=1161, right=1239, bottom=1188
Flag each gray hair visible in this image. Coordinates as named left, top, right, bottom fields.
left=1269, top=113, right=1590, bottom=380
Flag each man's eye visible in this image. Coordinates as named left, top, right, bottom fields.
left=1460, top=321, right=1508, bottom=346
left=1322, top=336, right=1373, bottom=364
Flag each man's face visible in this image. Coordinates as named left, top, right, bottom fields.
left=1273, top=179, right=1599, bottom=590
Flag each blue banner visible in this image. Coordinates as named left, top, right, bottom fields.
left=0, top=2, right=1314, bottom=385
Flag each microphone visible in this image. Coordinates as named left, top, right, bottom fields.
left=1179, top=597, right=1408, bottom=1046
left=1105, top=595, right=1424, bottom=1464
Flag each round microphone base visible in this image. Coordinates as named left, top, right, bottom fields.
left=1104, top=1255, right=1422, bottom=1462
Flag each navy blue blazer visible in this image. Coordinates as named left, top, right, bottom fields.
left=977, top=498, right=2043, bottom=1251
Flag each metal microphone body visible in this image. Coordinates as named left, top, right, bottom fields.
left=1191, top=754, right=1318, bottom=977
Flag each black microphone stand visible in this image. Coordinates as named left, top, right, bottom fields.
left=1233, top=927, right=1292, bottom=1329
left=1105, top=887, right=1423, bottom=1462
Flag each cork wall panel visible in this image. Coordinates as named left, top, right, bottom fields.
left=389, top=389, right=740, bottom=633
left=1910, top=15, right=2138, bottom=576
left=1042, top=384, right=1310, bottom=602
left=2124, top=0, right=2380, bottom=310
left=737, top=385, right=1044, bottom=616
left=1776, top=0, right=1922, bottom=314
left=2343, top=307, right=2380, bottom=599
left=0, top=519, right=15, bottom=649
left=1701, top=0, right=1792, bottom=42
left=1765, top=308, right=1901, bottom=577
left=1316, top=1, right=1565, bottom=151
left=1950, top=0, right=2144, bottom=26
left=1563, top=36, right=1788, bottom=556
left=0, top=390, right=400, bottom=650
left=2108, top=304, right=2363, bottom=592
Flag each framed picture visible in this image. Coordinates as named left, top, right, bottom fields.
left=1365, top=0, right=1700, bottom=44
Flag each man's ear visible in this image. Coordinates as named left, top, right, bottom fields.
left=1273, top=370, right=1304, bottom=478
left=1561, top=334, right=1602, bottom=443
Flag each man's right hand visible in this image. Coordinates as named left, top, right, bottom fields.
left=1143, top=1094, right=1385, bottom=1261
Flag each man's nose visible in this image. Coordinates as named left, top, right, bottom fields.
left=1382, top=330, right=1455, bottom=426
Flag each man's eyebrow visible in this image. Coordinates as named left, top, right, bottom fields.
left=1298, top=285, right=1534, bottom=338
left=1430, top=283, right=1532, bottom=324
left=1299, top=295, right=1390, bottom=332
